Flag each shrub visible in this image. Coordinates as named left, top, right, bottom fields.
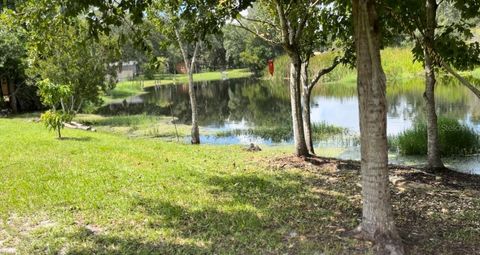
left=396, top=118, right=480, bottom=156
left=40, top=110, right=73, bottom=139
left=37, top=79, right=74, bottom=138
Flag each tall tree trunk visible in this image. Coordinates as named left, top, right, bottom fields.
left=289, top=55, right=309, bottom=157
left=424, top=0, right=444, bottom=169
left=301, top=61, right=314, bottom=154
left=188, top=68, right=200, bottom=144
left=353, top=0, right=404, bottom=254
left=175, top=29, right=201, bottom=145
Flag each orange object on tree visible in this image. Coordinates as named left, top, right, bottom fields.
left=268, top=60, right=274, bottom=76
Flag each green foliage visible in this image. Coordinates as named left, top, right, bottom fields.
left=37, top=79, right=74, bottom=138
left=40, top=109, right=73, bottom=138
left=37, top=79, right=72, bottom=108
left=21, top=1, right=120, bottom=111
left=386, top=0, right=480, bottom=70
left=395, top=118, right=480, bottom=156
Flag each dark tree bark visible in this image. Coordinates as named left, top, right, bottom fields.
left=7, top=78, right=18, bottom=113
left=423, top=0, right=444, bottom=169
left=352, top=0, right=404, bottom=253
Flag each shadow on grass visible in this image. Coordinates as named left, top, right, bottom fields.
left=32, top=172, right=364, bottom=254
left=60, top=230, right=209, bottom=255
left=127, top=173, right=363, bottom=254
left=58, top=137, right=94, bottom=142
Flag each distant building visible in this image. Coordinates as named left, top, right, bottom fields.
left=114, top=61, right=139, bottom=81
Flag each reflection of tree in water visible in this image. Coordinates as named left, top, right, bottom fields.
left=98, top=76, right=480, bottom=137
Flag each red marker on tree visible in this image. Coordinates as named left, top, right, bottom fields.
left=268, top=59, right=274, bottom=76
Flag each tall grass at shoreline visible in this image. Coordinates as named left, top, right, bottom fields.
left=391, top=118, right=480, bottom=156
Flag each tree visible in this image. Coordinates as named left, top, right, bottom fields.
left=385, top=0, right=480, bottom=170
left=352, top=0, right=404, bottom=253
left=235, top=1, right=350, bottom=156
left=23, top=11, right=119, bottom=113
left=37, top=79, right=73, bottom=139
left=0, top=10, right=41, bottom=113
left=148, top=0, right=228, bottom=144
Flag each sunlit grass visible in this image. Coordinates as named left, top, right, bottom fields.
left=0, top=117, right=365, bottom=254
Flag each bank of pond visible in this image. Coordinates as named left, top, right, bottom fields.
left=80, top=75, right=480, bottom=174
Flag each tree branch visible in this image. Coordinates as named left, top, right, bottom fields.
left=233, top=19, right=280, bottom=45
left=238, top=15, right=278, bottom=30
left=440, top=61, right=480, bottom=99
left=273, top=0, right=291, bottom=45
left=191, top=41, right=200, bottom=71
left=174, top=27, right=191, bottom=70
left=308, top=57, right=340, bottom=90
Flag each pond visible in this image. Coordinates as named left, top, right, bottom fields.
left=99, top=77, right=480, bottom=174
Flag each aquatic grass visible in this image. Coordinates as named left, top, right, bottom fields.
left=75, top=114, right=159, bottom=127
left=74, top=114, right=192, bottom=138
left=471, top=67, right=480, bottom=79
left=394, top=118, right=480, bottom=156
left=381, top=47, right=423, bottom=81
left=216, top=123, right=346, bottom=143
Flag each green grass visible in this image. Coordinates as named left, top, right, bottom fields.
left=104, top=69, right=253, bottom=103
left=266, top=47, right=480, bottom=84
left=472, top=67, right=480, bottom=79
left=1, top=117, right=480, bottom=254
left=0, top=117, right=365, bottom=254
left=392, top=118, right=480, bottom=156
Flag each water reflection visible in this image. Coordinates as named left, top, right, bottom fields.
left=99, top=77, right=480, bottom=173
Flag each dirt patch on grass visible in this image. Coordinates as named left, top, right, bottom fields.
left=265, top=155, right=480, bottom=254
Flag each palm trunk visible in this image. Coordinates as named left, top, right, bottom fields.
left=424, top=0, right=444, bottom=169
left=188, top=69, right=200, bottom=144
left=353, top=0, right=404, bottom=253
left=301, top=62, right=314, bottom=154
left=289, top=56, right=309, bottom=157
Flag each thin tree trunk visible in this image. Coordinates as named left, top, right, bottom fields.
left=175, top=29, right=200, bottom=144
left=353, top=0, right=404, bottom=254
left=289, top=56, right=309, bottom=157
left=424, top=0, right=444, bottom=170
left=301, top=61, right=314, bottom=154
left=57, top=127, right=62, bottom=139
left=188, top=68, right=200, bottom=144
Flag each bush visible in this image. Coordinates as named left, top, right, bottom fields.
left=396, top=118, right=480, bottom=156
left=40, top=110, right=73, bottom=139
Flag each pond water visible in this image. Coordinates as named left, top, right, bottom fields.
left=100, top=77, right=480, bottom=174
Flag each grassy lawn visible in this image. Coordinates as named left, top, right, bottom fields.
left=104, top=69, right=253, bottom=103
left=1, top=117, right=480, bottom=254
